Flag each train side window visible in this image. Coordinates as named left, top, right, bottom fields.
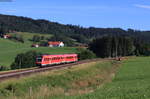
left=44, top=58, right=47, bottom=61
left=46, top=58, right=49, bottom=61
left=48, top=58, right=50, bottom=61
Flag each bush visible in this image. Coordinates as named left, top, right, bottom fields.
left=10, top=34, right=24, bottom=43
left=0, top=66, right=8, bottom=71
left=31, top=35, right=41, bottom=42
left=11, top=51, right=42, bottom=70
left=39, top=41, right=48, bottom=46
left=77, top=48, right=96, bottom=60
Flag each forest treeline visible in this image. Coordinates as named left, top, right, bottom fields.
left=89, top=36, right=150, bottom=58
left=0, top=14, right=150, bottom=44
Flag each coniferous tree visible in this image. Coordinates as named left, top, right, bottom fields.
left=89, top=36, right=136, bottom=58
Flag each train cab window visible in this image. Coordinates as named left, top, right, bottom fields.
left=37, top=56, right=42, bottom=62
left=37, top=58, right=42, bottom=62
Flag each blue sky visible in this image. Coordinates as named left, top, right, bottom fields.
left=0, top=0, right=150, bottom=30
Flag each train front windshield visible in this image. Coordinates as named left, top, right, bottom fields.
left=37, top=56, right=42, bottom=62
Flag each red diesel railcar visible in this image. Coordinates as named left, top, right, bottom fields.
left=36, top=54, right=78, bottom=67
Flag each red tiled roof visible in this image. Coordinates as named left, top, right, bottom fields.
left=48, top=41, right=62, bottom=45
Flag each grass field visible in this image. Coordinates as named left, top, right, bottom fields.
left=60, top=57, right=150, bottom=99
left=0, top=32, right=78, bottom=68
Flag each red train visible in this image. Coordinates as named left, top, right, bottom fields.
left=36, top=54, right=78, bottom=67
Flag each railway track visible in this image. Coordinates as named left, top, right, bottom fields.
left=0, top=58, right=110, bottom=82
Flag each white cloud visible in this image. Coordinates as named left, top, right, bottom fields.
left=0, top=0, right=12, bottom=2
left=22, top=6, right=109, bottom=10
left=5, top=9, right=16, bottom=12
left=134, top=4, right=150, bottom=9
left=0, top=9, right=16, bottom=12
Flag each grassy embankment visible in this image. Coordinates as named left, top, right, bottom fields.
left=0, top=59, right=120, bottom=99
left=0, top=32, right=78, bottom=68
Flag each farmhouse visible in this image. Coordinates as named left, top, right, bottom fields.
left=3, top=34, right=11, bottom=39
left=48, top=41, right=64, bottom=47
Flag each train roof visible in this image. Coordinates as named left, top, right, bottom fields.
left=41, top=54, right=77, bottom=57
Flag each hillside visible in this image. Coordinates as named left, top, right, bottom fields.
left=0, top=32, right=78, bottom=68
left=9, top=32, right=52, bottom=42
left=1, top=14, right=150, bottom=44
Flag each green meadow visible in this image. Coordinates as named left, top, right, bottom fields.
left=64, top=57, right=150, bottom=99
left=0, top=32, right=78, bottom=68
